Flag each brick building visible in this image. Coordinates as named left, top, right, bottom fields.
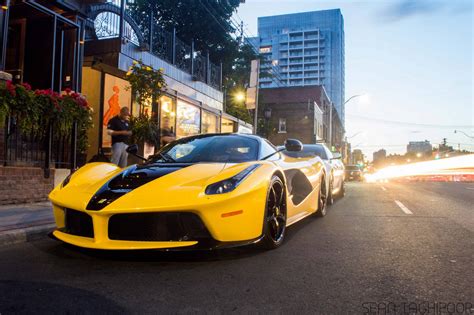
left=259, top=86, right=344, bottom=149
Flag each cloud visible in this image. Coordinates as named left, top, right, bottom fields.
left=380, top=0, right=470, bottom=22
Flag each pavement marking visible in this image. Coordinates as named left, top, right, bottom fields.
left=394, top=200, right=413, bottom=215
left=381, top=186, right=387, bottom=191
left=465, top=187, right=474, bottom=190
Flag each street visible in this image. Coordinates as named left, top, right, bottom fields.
left=1, top=182, right=473, bottom=314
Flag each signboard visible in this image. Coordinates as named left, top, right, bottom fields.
left=245, top=87, right=257, bottom=110
left=249, top=59, right=260, bottom=87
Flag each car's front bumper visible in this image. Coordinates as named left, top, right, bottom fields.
left=50, top=183, right=268, bottom=250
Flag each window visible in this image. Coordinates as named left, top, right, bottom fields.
left=278, top=118, right=287, bottom=133
left=176, top=100, right=201, bottom=138
left=201, top=111, right=218, bottom=134
left=153, top=135, right=259, bottom=163
left=259, top=46, right=271, bottom=53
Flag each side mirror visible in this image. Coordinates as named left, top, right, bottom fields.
left=332, top=152, right=342, bottom=160
left=284, top=139, right=303, bottom=152
left=126, top=144, right=139, bottom=155
left=126, top=144, right=146, bottom=161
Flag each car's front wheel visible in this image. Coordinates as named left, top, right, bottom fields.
left=261, top=176, right=287, bottom=249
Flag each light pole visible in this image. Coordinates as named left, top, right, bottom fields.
left=454, top=130, right=474, bottom=140
left=329, top=94, right=365, bottom=148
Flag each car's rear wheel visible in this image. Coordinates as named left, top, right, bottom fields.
left=261, top=176, right=286, bottom=249
left=338, top=180, right=345, bottom=198
left=315, top=176, right=328, bottom=217
left=327, top=176, right=334, bottom=205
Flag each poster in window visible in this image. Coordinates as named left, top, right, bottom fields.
left=102, top=74, right=132, bottom=148
left=176, top=100, right=200, bottom=137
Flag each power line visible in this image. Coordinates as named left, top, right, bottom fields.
left=347, top=114, right=474, bottom=129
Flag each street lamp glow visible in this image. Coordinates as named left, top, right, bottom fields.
left=445, top=153, right=450, bottom=158
left=234, top=91, right=245, bottom=103
left=406, top=159, right=411, bottom=163
left=416, top=153, right=422, bottom=158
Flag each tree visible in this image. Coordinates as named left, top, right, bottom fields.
left=128, top=0, right=263, bottom=123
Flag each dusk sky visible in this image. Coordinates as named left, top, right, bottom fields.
left=235, top=0, right=473, bottom=158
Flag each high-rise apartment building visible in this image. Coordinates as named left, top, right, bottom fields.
left=253, top=9, right=345, bottom=123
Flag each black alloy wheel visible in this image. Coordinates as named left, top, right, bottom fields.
left=316, top=176, right=328, bottom=217
left=327, top=175, right=334, bottom=205
left=261, top=176, right=287, bottom=249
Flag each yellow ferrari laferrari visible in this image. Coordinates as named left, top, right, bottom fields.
left=49, top=134, right=328, bottom=250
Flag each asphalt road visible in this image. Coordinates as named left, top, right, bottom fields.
left=1, top=182, right=473, bottom=314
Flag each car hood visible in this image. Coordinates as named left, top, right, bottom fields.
left=50, top=162, right=237, bottom=211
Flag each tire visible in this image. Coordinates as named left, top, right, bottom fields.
left=261, top=176, right=287, bottom=249
left=338, top=180, right=345, bottom=198
left=327, top=176, right=334, bottom=205
left=315, top=176, right=328, bottom=218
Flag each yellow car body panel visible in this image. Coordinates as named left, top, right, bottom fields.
left=49, top=139, right=325, bottom=250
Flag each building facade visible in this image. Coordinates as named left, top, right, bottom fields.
left=407, top=141, right=432, bottom=154
left=351, top=149, right=364, bottom=165
left=0, top=0, right=253, bottom=163
left=254, top=9, right=345, bottom=124
left=373, top=149, right=387, bottom=163
left=259, top=86, right=336, bottom=147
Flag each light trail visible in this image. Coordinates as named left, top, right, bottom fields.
left=365, top=154, right=474, bottom=182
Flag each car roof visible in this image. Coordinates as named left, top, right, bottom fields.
left=172, top=133, right=268, bottom=146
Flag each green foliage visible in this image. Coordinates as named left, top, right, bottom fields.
left=0, top=81, right=93, bottom=152
left=127, top=1, right=267, bottom=123
left=125, top=60, right=166, bottom=146
left=129, top=113, right=160, bottom=147
left=126, top=60, right=166, bottom=106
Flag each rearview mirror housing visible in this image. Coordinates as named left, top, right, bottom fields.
left=126, top=144, right=139, bottom=155
left=284, top=139, right=303, bottom=152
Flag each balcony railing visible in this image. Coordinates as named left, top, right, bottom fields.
left=85, top=1, right=222, bottom=90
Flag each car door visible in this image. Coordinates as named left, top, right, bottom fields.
left=272, top=151, right=322, bottom=220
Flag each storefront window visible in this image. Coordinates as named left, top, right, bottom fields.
left=159, top=95, right=176, bottom=146
left=176, top=100, right=201, bottom=138
left=221, top=118, right=235, bottom=133
left=202, top=111, right=219, bottom=134
left=102, top=74, right=132, bottom=148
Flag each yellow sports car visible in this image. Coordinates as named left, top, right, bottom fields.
left=49, top=134, right=328, bottom=250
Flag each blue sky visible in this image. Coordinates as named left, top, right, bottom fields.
left=236, top=0, right=473, bottom=158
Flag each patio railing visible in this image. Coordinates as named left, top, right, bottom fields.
left=85, top=0, right=222, bottom=90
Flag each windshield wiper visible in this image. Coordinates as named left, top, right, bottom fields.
left=157, top=152, right=176, bottom=163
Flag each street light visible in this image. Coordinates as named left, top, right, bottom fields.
left=234, top=91, right=245, bottom=103
left=330, top=93, right=366, bottom=147
left=416, top=153, right=422, bottom=158
left=454, top=130, right=474, bottom=140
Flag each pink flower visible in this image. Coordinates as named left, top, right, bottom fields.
left=21, top=82, right=32, bottom=90
left=6, top=80, right=16, bottom=96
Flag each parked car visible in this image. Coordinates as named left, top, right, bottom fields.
left=49, top=134, right=329, bottom=251
left=278, top=143, right=345, bottom=205
left=345, top=165, right=363, bottom=181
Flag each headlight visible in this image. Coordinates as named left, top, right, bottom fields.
left=61, top=173, right=73, bottom=188
left=205, top=164, right=260, bottom=195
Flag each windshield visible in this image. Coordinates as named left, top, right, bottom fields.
left=281, top=145, right=328, bottom=159
left=345, top=165, right=361, bottom=171
left=148, top=135, right=259, bottom=163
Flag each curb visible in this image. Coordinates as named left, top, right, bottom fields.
left=0, top=223, right=56, bottom=248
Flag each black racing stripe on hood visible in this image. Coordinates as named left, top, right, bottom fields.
left=86, top=164, right=188, bottom=211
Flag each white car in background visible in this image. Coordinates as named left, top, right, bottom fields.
left=278, top=144, right=345, bottom=205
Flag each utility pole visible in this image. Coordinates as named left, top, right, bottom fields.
left=329, top=104, right=333, bottom=148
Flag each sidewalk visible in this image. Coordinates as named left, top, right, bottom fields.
left=0, top=202, right=55, bottom=247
